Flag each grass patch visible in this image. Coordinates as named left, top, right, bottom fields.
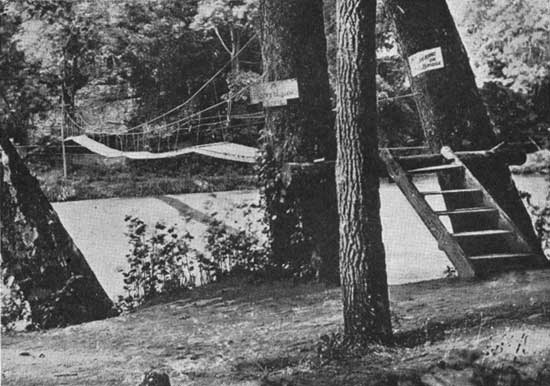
left=28, top=155, right=257, bottom=202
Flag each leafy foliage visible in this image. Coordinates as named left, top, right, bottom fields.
left=115, top=0, right=224, bottom=124
left=21, top=0, right=117, bottom=113
left=521, top=186, right=550, bottom=259
left=203, top=204, right=269, bottom=280
left=376, top=57, right=424, bottom=147
left=1, top=271, right=32, bottom=332
left=480, top=81, right=550, bottom=144
left=452, top=0, right=550, bottom=92
left=257, top=150, right=320, bottom=281
left=192, top=0, right=257, bottom=33
left=118, top=208, right=270, bottom=312
left=117, top=216, right=201, bottom=311
left=0, top=2, right=54, bottom=143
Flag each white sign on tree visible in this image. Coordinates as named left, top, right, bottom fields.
left=408, top=47, right=445, bottom=77
left=250, top=79, right=300, bottom=107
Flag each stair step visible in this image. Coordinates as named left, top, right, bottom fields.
left=435, top=207, right=497, bottom=216
left=469, top=253, right=534, bottom=261
left=452, top=229, right=512, bottom=238
left=421, top=189, right=481, bottom=196
left=407, top=164, right=463, bottom=174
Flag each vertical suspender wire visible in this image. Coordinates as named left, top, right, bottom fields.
left=126, top=34, right=257, bottom=134
left=144, top=130, right=147, bottom=151
left=174, top=126, right=180, bottom=150
left=60, top=97, right=68, bottom=179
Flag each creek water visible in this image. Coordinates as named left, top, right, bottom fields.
left=53, top=174, right=548, bottom=299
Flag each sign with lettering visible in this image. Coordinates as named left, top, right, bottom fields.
left=250, top=79, right=299, bottom=107
left=408, top=47, right=445, bottom=77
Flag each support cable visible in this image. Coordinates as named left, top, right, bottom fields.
left=127, top=34, right=258, bottom=133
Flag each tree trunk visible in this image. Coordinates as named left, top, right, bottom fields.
left=335, top=0, right=392, bottom=344
left=226, top=26, right=239, bottom=130
left=0, top=131, right=116, bottom=328
left=62, top=30, right=88, bottom=136
left=229, top=26, right=240, bottom=74
left=62, top=56, right=78, bottom=135
left=259, top=0, right=338, bottom=282
left=386, top=0, right=541, bottom=251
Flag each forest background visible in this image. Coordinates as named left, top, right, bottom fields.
left=1, top=0, right=549, bottom=201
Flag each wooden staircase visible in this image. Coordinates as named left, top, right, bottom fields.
left=380, top=146, right=548, bottom=278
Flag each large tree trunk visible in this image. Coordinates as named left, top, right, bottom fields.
left=259, top=0, right=339, bottom=283
left=0, top=131, right=116, bottom=329
left=386, top=0, right=541, bottom=251
left=335, top=0, right=392, bottom=344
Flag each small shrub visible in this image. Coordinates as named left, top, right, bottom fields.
left=41, top=180, right=77, bottom=202
left=521, top=188, right=550, bottom=258
left=201, top=201, right=271, bottom=281
left=203, top=219, right=269, bottom=280
left=117, top=216, right=201, bottom=311
left=1, top=271, right=32, bottom=332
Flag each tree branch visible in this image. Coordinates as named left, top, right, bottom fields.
left=213, top=27, right=233, bottom=56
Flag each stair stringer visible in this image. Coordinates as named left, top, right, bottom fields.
left=380, top=149, right=476, bottom=278
left=441, top=146, right=549, bottom=268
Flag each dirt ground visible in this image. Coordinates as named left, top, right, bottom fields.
left=2, top=269, right=550, bottom=386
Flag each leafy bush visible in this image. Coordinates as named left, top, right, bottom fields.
left=480, top=81, right=549, bottom=146
left=41, top=180, right=77, bottom=202
left=1, top=272, right=32, bottom=332
left=201, top=201, right=271, bottom=280
left=117, top=216, right=202, bottom=311
left=521, top=186, right=550, bottom=259
left=203, top=219, right=269, bottom=280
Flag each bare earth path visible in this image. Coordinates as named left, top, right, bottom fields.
left=2, top=269, right=550, bottom=385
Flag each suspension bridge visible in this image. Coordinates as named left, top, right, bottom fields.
left=61, top=36, right=263, bottom=165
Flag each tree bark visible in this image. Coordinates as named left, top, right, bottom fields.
left=386, top=0, right=541, bottom=251
left=259, top=0, right=339, bottom=282
left=1, top=130, right=116, bottom=328
left=335, top=0, right=392, bottom=344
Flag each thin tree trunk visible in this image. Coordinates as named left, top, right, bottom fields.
left=386, top=0, right=541, bottom=251
left=335, top=0, right=392, bottom=344
left=259, top=0, right=338, bottom=282
left=226, top=27, right=239, bottom=131
left=230, top=26, right=240, bottom=73
left=62, top=50, right=79, bottom=136
left=1, top=130, right=116, bottom=329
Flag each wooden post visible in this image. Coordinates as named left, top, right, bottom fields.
left=61, top=100, right=68, bottom=179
